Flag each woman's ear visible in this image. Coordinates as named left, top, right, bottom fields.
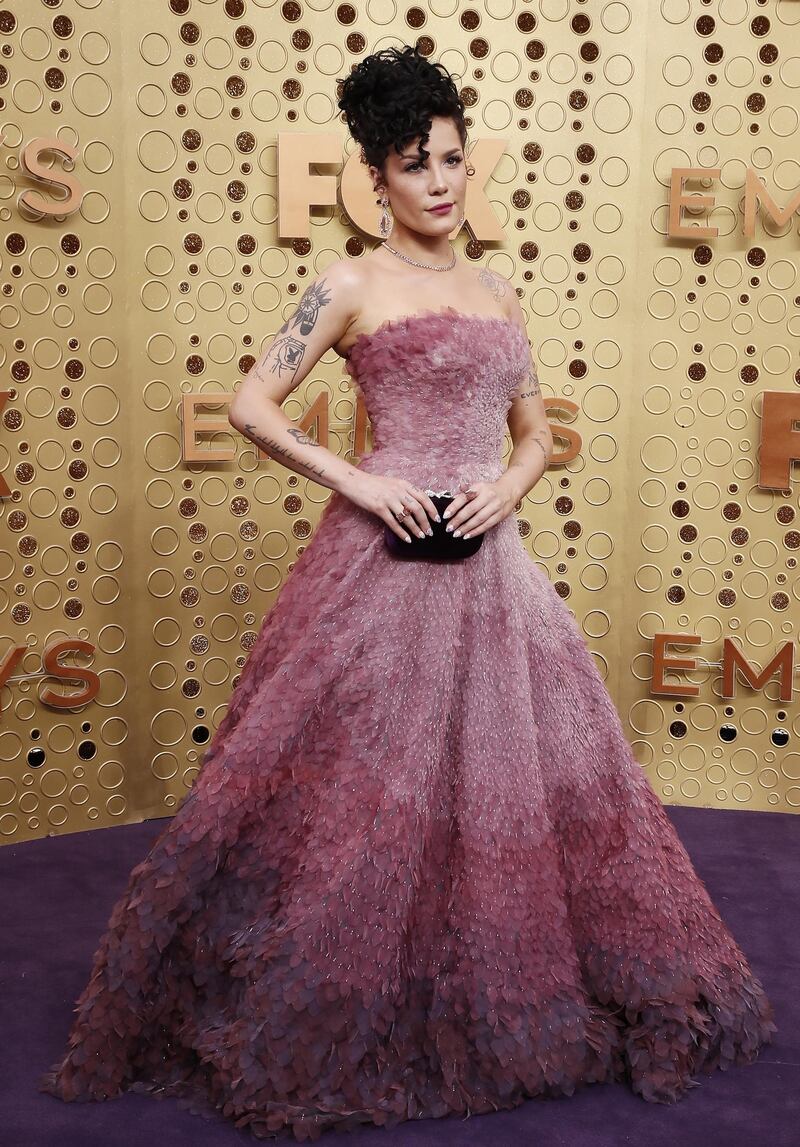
left=370, top=161, right=390, bottom=194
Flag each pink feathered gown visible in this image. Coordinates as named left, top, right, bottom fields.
left=40, top=308, right=776, bottom=1140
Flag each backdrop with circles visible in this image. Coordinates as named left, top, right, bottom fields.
left=2, top=0, right=798, bottom=845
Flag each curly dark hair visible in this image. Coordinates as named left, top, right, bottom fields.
left=337, top=44, right=468, bottom=177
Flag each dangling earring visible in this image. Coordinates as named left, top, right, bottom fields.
left=453, top=165, right=474, bottom=231
left=377, top=194, right=393, bottom=239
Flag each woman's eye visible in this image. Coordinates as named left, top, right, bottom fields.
left=405, top=156, right=462, bottom=173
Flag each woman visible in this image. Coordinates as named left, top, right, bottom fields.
left=40, top=44, right=776, bottom=1141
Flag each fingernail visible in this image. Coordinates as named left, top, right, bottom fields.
left=443, top=509, right=451, bottom=519
left=435, top=514, right=441, bottom=522
left=404, top=535, right=411, bottom=543
left=453, top=529, right=461, bottom=537
left=446, top=524, right=453, bottom=532
left=426, top=528, right=433, bottom=536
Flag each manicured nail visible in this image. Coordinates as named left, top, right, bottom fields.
left=463, top=533, right=471, bottom=539
left=446, top=523, right=453, bottom=532
left=453, top=530, right=461, bottom=537
left=443, top=509, right=451, bottom=518
left=435, top=514, right=441, bottom=522
left=404, top=535, right=411, bottom=543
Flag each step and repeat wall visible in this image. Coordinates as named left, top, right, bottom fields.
left=2, top=0, right=799, bottom=844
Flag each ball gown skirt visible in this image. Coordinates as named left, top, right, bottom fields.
left=39, top=309, right=777, bottom=1140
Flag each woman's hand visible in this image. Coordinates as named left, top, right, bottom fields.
left=441, top=480, right=518, bottom=539
left=343, top=473, right=441, bottom=543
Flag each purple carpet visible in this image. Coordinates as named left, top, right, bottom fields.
left=3, top=805, right=795, bottom=1146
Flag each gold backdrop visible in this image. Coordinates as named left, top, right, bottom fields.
left=2, top=0, right=798, bottom=846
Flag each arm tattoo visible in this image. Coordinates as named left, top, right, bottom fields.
left=249, top=276, right=333, bottom=388
left=478, top=270, right=543, bottom=402
left=517, top=359, right=541, bottom=399
left=278, top=277, right=333, bottom=337
left=252, top=336, right=306, bottom=384
left=234, top=277, right=360, bottom=488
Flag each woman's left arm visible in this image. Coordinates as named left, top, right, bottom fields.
left=443, top=278, right=553, bottom=538
left=494, top=283, right=553, bottom=504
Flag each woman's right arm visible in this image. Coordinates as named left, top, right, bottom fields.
left=228, top=260, right=439, bottom=540
left=227, top=259, right=363, bottom=496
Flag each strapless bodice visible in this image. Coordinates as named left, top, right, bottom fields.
left=342, top=306, right=530, bottom=491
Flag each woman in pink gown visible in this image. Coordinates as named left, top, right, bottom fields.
left=40, top=44, right=775, bottom=1142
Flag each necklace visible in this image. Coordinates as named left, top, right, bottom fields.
left=381, top=240, right=456, bottom=272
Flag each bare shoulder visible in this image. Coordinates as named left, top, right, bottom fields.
left=473, top=265, right=526, bottom=329
left=300, top=256, right=363, bottom=323
left=281, top=257, right=365, bottom=351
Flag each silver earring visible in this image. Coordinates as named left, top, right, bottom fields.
left=378, top=195, right=393, bottom=239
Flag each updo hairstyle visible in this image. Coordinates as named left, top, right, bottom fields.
left=337, top=45, right=475, bottom=188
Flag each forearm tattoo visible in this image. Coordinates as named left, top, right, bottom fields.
left=250, top=277, right=333, bottom=388
left=506, top=429, right=551, bottom=497
left=243, top=421, right=328, bottom=482
left=530, top=428, right=551, bottom=462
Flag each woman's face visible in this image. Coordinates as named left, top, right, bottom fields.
left=371, top=115, right=467, bottom=239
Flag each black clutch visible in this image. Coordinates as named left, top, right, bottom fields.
left=383, top=490, right=484, bottom=561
